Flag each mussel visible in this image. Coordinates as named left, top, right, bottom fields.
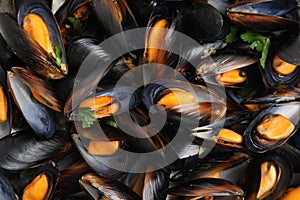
left=18, top=0, right=68, bottom=76
left=227, top=0, right=300, bottom=32
left=244, top=102, right=300, bottom=153
left=263, top=31, right=300, bottom=86
left=7, top=70, right=55, bottom=139
left=0, top=66, right=10, bottom=139
left=0, top=13, right=64, bottom=79
left=196, top=50, right=260, bottom=88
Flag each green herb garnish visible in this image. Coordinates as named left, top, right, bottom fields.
left=199, top=146, right=205, bottom=155
left=30, top=93, right=38, bottom=104
left=240, top=32, right=270, bottom=69
left=106, top=120, right=119, bottom=129
left=67, top=17, right=83, bottom=34
left=40, top=95, right=53, bottom=107
left=54, top=46, right=62, bottom=67
left=226, top=26, right=238, bottom=43
left=235, top=87, right=255, bottom=98
left=76, top=107, right=96, bottom=128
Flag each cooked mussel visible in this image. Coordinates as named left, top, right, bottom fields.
left=241, top=149, right=293, bottom=200
left=0, top=66, right=11, bottom=139
left=18, top=0, right=68, bottom=76
left=263, top=32, right=300, bottom=86
left=142, top=79, right=226, bottom=125
left=196, top=50, right=259, bottom=88
left=0, top=13, right=64, bottom=79
left=227, top=0, right=300, bottom=32
left=21, top=161, right=59, bottom=200
left=7, top=71, right=55, bottom=138
left=244, top=102, right=300, bottom=153
left=72, top=134, right=127, bottom=178
left=143, top=4, right=171, bottom=64
left=279, top=186, right=300, bottom=200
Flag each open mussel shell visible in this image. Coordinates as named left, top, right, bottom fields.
left=263, top=34, right=300, bottom=87
left=142, top=79, right=226, bottom=124
left=7, top=71, right=55, bottom=139
left=73, top=86, right=140, bottom=122
left=227, top=0, right=300, bottom=32
left=0, top=13, right=64, bottom=80
left=171, top=149, right=250, bottom=184
left=0, top=66, right=11, bottom=139
left=192, top=110, right=255, bottom=148
left=72, top=134, right=127, bottom=179
left=244, top=102, right=300, bottom=153
left=18, top=0, right=68, bottom=76
left=242, top=149, right=293, bottom=200
left=20, top=161, right=59, bottom=200
left=196, top=51, right=259, bottom=88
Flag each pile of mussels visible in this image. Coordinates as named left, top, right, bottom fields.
left=0, top=0, right=300, bottom=199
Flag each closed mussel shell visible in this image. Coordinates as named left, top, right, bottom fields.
left=7, top=71, right=55, bottom=139
left=227, top=0, right=299, bottom=32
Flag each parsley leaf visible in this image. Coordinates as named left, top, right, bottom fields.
left=76, top=107, right=96, bottom=128
left=105, top=120, right=119, bottom=129
left=54, top=46, right=62, bottom=67
left=240, top=32, right=270, bottom=69
left=67, top=17, right=83, bottom=34
left=226, top=26, right=238, bottom=43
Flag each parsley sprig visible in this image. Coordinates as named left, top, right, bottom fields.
left=240, top=32, right=270, bottom=69
left=54, top=46, right=62, bottom=67
left=225, top=26, right=271, bottom=69
left=76, top=107, right=96, bottom=128
left=67, top=17, right=83, bottom=35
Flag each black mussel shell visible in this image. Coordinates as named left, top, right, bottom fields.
left=72, top=134, right=127, bottom=179
left=80, top=173, right=141, bottom=200
left=142, top=79, right=226, bottom=121
left=243, top=86, right=300, bottom=104
left=196, top=51, right=260, bottom=88
left=227, top=0, right=299, bottom=32
left=0, top=171, right=18, bottom=199
left=12, top=66, right=62, bottom=112
left=244, top=102, right=300, bottom=153
left=0, top=13, right=64, bottom=79
left=173, top=1, right=230, bottom=42
left=18, top=0, right=68, bottom=75
left=0, top=66, right=11, bottom=139
left=7, top=71, right=55, bottom=139
left=20, top=161, right=59, bottom=200
left=166, top=178, right=244, bottom=198
left=0, top=130, right=69, bottom=171
left=262, top=31, right=300, bottom=86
